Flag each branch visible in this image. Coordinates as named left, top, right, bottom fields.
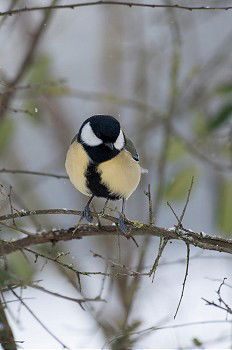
left=0, top=0, right=57, bottom=119
left=174, top=243, right=190, bottom=319
left=106, top=319, right=232, bottom=348
left=27, top=284, right=106, bottom=305
left=149, top=237, right=168, bottom=281
left=0, top=168, right=68, bottom=179
left=10, top=289, right=68, bottom=348
left=0, top=209, right=232, bottom=256
left=202, top=278, right=232, bottom=315
left=1, top=1, right=232, bottom=17
left=0, top=298, right=17, bottom=350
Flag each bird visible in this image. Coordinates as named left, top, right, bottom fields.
left=65, top=115, right=141, bottom=233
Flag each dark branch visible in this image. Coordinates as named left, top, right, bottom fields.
left=0, top=208, right=232, bottom=256
left=174, top=243, right=190, bottom=318
left=1, top=1, right=232, bottom=17
left=10, top=289, right=68, bottom=348
left=0, top=299, right=17, bottom=350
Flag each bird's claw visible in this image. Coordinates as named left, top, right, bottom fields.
left=81, top=205, right=93, bottom=223
left=118, top=214, right=128, bottom=234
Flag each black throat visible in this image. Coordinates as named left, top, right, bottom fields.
left=82, top=143, right=120, bottom=163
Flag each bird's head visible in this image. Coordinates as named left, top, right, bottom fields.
left=77, top=115, right=125, bottom=162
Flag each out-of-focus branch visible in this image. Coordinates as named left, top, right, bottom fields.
left=2, top=283, right=106, bottom=306
left=0, top=299, right=17, bottom=350
left=172, top=127, right=232, bottom=173
left=0, top=208, right=232, bottom=256
left=0, top=168, right=68, bottom=179
left=1, top=1, right=232, bottom=17
left=106, top=319, right=232, bottom=348
left=0, top=0, right=57, bottom=120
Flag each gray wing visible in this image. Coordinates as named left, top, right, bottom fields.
left=124, top=136, right=139, bottom=162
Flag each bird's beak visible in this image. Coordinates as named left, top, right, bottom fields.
left=105, top=142, right=114, bottom=150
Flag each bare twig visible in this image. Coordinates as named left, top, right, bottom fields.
left=202, top=298, right=232, bottom=315
left=7, top=186, right=15, bottom=226
left=25, top=248, right=110, bottom=277
left=91, top=250, right=143, bottom=277
left=10, top=289, right=69, bottom=348
left=1, top=1, right=232, bottom=17
left=179, top=178, right=194, bottom=226
left=0, top=168, right=68, bottom=179
left=167, top=177, right=194, bottom=229
left=0, top=298, right=17, bottom=350
left=0, top=80, right=66, bottom=95
left=0, top=221, right=35, bottom=237
left=202, top=279, right=232, bottom=315
left=144, top=184, right=153, bottom=225
left=30, top=284, right=106, bottom=305
left=174, top=243, right=190, bottom=319
left=149, top=238, right=168, bottom=282
left=105, top=319, right=232, bottom=348
left=167, top=201, right=180, bottom=223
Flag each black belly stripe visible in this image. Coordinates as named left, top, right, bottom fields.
left=85, top=163, right=121, bottom=200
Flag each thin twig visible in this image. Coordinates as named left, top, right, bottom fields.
left=1, top=1, right=232, bottom=17
left=91, top=250, right=142, bottom=276
left=10, top=289, right=69, bottom=348
left=0, top=297, right=17, bottom=350
left=174, top=243, right=190, bottom=319
left=105, top=319, right=232, bottom=348
left=202, top=298, right=232, bottom=315
left=144, top=184, right=153, bottom=225
left=167, top=177, right=194, bottom=229
left=179, top=177, right=194, bottom=225
left=202, top=278, right=232, bottom=315
left=0, top=168, right=68, bottom=179
left=149, top=238, right=168, bottom=282
left=167, top=201, right=180, bottom=223
left=25, top=248, right=111, bottom=277
left=31, top=284, right=106, bottom=305
left=7, top=186, right=15, bottom=226
left=0, top=221, right=35, bottom=237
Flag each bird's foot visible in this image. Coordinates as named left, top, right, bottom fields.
left=118, top=213, right=128, bottom=234
left=81, top=204, right=93, bottom=223
left=118, top=215, right=139, bottom=247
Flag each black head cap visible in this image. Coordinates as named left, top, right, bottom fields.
left=84, top=115, right=120, bottom=142
left=77, top=115, right=123, bottom=163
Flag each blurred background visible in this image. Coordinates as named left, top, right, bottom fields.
left=0, top=0, right=232, bottom=348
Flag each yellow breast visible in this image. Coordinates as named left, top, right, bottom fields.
left=65, top=142, right=91, bottom=196
left=98, top=149, right=141, bottom=199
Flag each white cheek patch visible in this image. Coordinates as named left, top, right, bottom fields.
left=81, top=122, right=102, bottom=146
left=114, top=129, right=125, bottom=150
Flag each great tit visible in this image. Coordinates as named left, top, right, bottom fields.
left=65, top=115, right=141, bottom=232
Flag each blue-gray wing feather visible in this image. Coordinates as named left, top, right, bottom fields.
left=124, top=136, right=139, bottom=161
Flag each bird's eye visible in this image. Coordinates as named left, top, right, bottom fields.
left=81, top=122, right=103, bottom=146
left=114, top=129, right=125, bottom=150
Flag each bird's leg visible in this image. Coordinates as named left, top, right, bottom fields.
left=100, top=198, right=109, bottom=215
left=80, top=195, right=94, bottom=223
left=118, top=198, right=128, bottom=234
